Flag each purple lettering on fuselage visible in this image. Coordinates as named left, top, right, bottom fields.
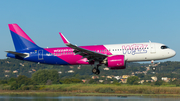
left=122, top=44, right=148, bottom=55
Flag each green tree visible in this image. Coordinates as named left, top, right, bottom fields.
left=154, top=80, right=164, bottom=86
left=0, top=80, right=8, bottom=84
left=8, top=77, right=16, bottom=85
left=32, top=69, right=59, bottom=84
left=137, top=73, right=145, bottom=79
left=127, top=76, right=139, bottom=85
left=10, top=75, right=36, bottom=90
left=16, top=75, right=35, bottom=86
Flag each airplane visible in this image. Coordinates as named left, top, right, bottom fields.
left=6, top=24, right=176, bottom=75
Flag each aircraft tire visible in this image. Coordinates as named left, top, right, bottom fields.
left=152, top=67, right=156, bottom=71
left=92, top=68, right=97, bottom=74
left=95, top=69, right=100, bottom=75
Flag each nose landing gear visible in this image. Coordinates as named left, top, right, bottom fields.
left=152, top=67, right=156, bottom=71
left=151, top=60, right=156, bottom=71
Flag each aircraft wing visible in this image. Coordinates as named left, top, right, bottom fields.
left=5, top=51, right=28, bottom=57
left=59, top=33, right=107, bottom=62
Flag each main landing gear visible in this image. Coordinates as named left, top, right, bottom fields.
left=92, top=65, right=100, bottom=75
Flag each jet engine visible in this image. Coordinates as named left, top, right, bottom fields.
left=105, top=55, right=126, bottom=69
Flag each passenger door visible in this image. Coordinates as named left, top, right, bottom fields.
left=150, top=43, right=156, bottom=53
left=38, top=50, right=43, bottom=60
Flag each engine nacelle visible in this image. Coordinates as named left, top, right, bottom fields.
left=105, top=55, right=126, bottom=69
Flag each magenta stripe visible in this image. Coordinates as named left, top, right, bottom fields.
left=44, top=45, right=112, bottom=65
left=44, top=47, right=82, bottom=65
left=8, top=24, right=35, bottom=44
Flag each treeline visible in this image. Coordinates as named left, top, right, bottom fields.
left=0, top=69, right=83, bottom=90
left=1, top=58, right=180, bottom=81
left=0, top=58, right=149, bottom=79
left=1, top=70, right=180, bottom=91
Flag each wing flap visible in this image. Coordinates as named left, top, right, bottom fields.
left=67, top=44, right=107, bottom=57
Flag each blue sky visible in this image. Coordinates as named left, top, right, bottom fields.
left=0, top=0, right=179, bottom=62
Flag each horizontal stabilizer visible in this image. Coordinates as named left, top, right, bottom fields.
left=5, top=51, right=28, bottom=57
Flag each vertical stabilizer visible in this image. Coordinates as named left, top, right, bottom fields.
left=8, top=24, right=40, bottom=51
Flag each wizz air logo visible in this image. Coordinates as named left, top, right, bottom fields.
left=122, top=44, right=148, bottom=55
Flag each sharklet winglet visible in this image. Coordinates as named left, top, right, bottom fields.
left=59, top=32, right=70, bottom=45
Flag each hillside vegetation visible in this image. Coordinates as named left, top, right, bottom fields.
left=0, top=58, right=180, bottom=80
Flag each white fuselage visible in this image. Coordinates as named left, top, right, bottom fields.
left=104, top=42, right=176, bottom=62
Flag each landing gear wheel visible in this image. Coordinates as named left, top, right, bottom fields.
left=92, top=67, right=100, bottom=75
left=152, top=67, right=156, bottom=71
left=95, top=69, right=100, bottom=75
left=92, top=68, right=97, bottom=74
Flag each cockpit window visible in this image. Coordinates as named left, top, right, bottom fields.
left=161, top=46, right=169, bottom=49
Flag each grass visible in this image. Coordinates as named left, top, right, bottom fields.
left=1, top=84, right=180, bottom=96
left=38, top=84, right=180, bottom=94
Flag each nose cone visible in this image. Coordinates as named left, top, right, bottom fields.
left=169, top=49, right=176, bottom=58
left=171, top=50, right=176, bottom=57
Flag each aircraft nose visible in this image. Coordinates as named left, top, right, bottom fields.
left=172, top=50, right=176, bottom=57
left=170, top=49, right=176, bottom=57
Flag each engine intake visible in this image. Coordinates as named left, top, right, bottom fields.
left=105, top=55, right=126, bottom=69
